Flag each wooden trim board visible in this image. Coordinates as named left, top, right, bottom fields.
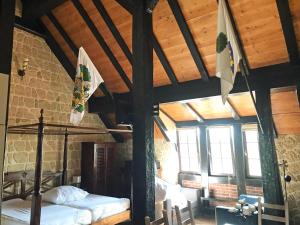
left=92, top=210, right=131, bottom=225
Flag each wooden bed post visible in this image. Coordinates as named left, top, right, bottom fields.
left=30, top=109, right=45, bottom=225
left=132, top=0, right=155, bottom=224
left=62, top=129, right=68, bottom=185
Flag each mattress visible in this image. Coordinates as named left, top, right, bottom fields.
left=1, top=198, right=91, bottom=225
left=62, top=194, right=130, bottom=222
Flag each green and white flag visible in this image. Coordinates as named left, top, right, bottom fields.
left=216, top=0, right=242, bottom=104
left=70, top=47, right=103, bottom=125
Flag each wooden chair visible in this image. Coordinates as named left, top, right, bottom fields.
left=145, top=210, right=170, bottom=225
left=175, top=201, right=195, bottom=225
left=258, top=198, right=289, bottom=225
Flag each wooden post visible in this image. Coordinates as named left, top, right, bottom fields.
left=62, top=129, right=68, bottom=185
left=30, top=109, right=45, bottom=225
left=256, top=89, right=283, bottom=207
left=233, top=124, right=246, bottom=196
left=199, top=126, right=209, bottom=191
left=0, top=0, right=15, bottom=214
left=132, top=0, right=155, bottom=224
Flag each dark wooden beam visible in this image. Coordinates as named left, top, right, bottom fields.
left=233, top=124, right=246, bottom=196
left=272, top=118, right=278, bottom=139
left=132, top=0, right=155, bottom=223
left=154, top=116, right=170, bottom=142
left=181, top=103, right=204, bottom=122
left=14, top=16, right=46, bottom=39
left=167, top=0, right=209, bottom=81
left=297, top=85, right=300, bottom=107
left=92, top=0, right=133, bottom=65
left=276, top=0, right=299, bottom=64
left=225, top=99, right=240, bottom=120
left=160, top=109, right=176, bottom=124
left=22, top=0, right=66, bottom=22
left=0, top=0, right=16, bottom=217
left=152, top=35, right=178, bottom=85
left=47, top=12, right=78, bottom=56
left=90, top=62, right=300, bottom=110
left=72, top=0, right=132, bottom=91
left=256, top=88, right=283, bottom=206
left=176, top=116, right=257, bottom=127
left=199, top=126, right=209, bottom=191
left=116, top=0, right=134, bottom=13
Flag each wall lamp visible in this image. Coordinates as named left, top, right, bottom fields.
left=18, top=58, right=29, bottom=78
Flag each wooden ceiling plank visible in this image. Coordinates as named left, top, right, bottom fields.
left=167, top=0, right=209, bottom=81
left=46, top=13, right=113, bottom=100
left=275, top=0, right=299, bottom=64
left=159, top=108, right=176, bottom=124
left=71, top=0, right=132, bottom=91
left=92, top=0, right=133, bottom=65
left=225, top=98, right=240, bottom=120
left=182, top=103, right=204, bottom=122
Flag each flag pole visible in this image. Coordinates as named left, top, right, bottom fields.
left=239, top=60, right=264, bottom=134
left=222, top=0, right=265, bottom=134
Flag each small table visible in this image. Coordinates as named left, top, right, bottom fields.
left=215, top=206, right=258, bottom=225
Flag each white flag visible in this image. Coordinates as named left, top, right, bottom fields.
left=216, top=0, right=242, bottom=104
left=70, top=47, right=104, bottom=125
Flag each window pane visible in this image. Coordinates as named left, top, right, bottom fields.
left=244, top=129, right=262, bottom=177
left=178, top=128, right=200, bottom=172
left=208, top=127, right=233, bottom=175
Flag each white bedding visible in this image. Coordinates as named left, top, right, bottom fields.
left=62, top=194, right=130, bottom=222
left=1, top=198, right=91, bottom=225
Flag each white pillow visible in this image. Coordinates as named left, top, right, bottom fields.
left=43, top=186, right=89, bottom=204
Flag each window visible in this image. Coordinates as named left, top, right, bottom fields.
left=177, top=128, right=200, bottom=173
left=208, top=127, right=234, bottom=175
left=244, top=129, right=262, bottom=177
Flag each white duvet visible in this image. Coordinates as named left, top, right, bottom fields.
left=1, top=198, right=91, bottom=225
left=62, top=194, right=130, bottom=222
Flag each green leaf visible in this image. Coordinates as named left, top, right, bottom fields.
left=75, top=104, right=84, bottom=113
left=216, top=32, right=228, bottom=53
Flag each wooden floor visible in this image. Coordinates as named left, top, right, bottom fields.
left=195, top=215, right=215, bottom=225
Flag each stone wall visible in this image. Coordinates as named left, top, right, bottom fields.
left=275, top=135, right=300, bottom=225
left=5, top=28, right=113, bottom=181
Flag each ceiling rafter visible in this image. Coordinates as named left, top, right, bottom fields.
left=167, top=0, right=209, bottom=81
left=181, top=103, right=204, bottom=122
left=116, top=1, right=178, bottom=86
left=40, top=20, right=123, bottom=143
left=160, top=109, right=176, bottom=124
left=46, top=13, right=112, bottom=100
left=71, top=0, right=132, bottom=91
left=225, top=98, right=240, bottom=120
left=90, top=62, right=300, bottom=110
left=92, top=0, right=133, bottom=65
left=297, top=85, right=300, bottom=107
left=154, top=116, right=170, bottom=142
left=275, top=0, right=299, bottom=65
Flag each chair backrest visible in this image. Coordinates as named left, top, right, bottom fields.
left=145, top=211, right=170, bottom=225
left=258, top=198, right=289, bottom=225
left=175, top=201, right=195, bottom=225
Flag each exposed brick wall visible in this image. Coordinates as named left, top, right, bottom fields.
left=275, top=135, right=300, bottom=225
left=5, top=28, right=114, bottom=181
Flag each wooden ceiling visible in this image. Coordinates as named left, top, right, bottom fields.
left=40, top=0, right=299, bottom=94
left=35, top=0, right=300, bottom=137
left=160, top=89, right=300, bottom=135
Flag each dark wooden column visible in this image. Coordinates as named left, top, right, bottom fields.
left=0, top=0, right=16, bottom=211
left=132, top=0, right=155, bottom=224
left=199, top=126, right=209, bottom=191
left=233, top=124, right=246, bottom=196
left=256, top=89, right=283, bottom=206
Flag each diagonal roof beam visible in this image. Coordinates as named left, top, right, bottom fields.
left=154, top=116, right=170, bottom=142
left=167, top=0, right=209, bottom=81
left=92, top=0, right=133, bottom=65
left=116, top=2, right=178, bottom=85
left=72, top=0, right=132, bottom=91
left=40, top=21, right=123, bottom=142
left=275, top=0, right=299, bottom=65
left=181, top=103, right=204, bottom=122
left=225, top=98, right=240, bottom=120
left=46, top=13, right=112, bottom=100
left=22, top=0, right=66, bottom=23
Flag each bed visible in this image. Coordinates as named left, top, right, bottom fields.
left=1, top=198, right=91, bottom=225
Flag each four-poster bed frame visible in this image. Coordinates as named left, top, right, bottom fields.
left=6, top=109, right=132, bottom=225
